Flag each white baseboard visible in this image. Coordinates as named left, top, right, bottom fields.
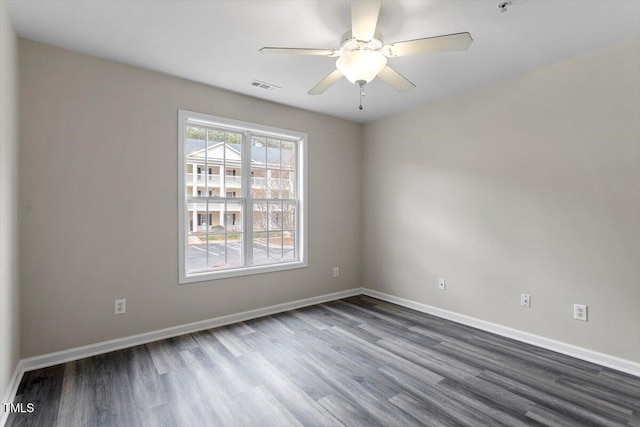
left=0, top=359, right=25, bottom=427
left=0, top=286, right=363, bottom=426
left=362, top=288, right=640, bottom=377
left=2, top=285, right=637, bottom=427
left=20, top=287, right=363, bottom=373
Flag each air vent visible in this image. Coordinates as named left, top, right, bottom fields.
left=250, top=80, right=281, bottom=91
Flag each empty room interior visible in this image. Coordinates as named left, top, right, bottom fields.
left=1, top=0, right=639, bottom=426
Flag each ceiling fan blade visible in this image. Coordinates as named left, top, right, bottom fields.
left=351, top=0, right=381, bottom=41
left=308, top=69, right=343, bottom=95
left=385, top=32, right=473, bottom=57
left=377, top=65, right=415, bottom=93
left=259, top=47, right=337, bottom=56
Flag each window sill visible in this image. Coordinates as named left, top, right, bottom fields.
left=179, top=260, right=308, bottom=284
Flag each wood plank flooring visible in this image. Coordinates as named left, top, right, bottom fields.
left=7, top=296, right=640, bottom=426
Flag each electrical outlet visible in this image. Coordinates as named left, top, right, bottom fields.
left=574, top=304, right=587, bottom=321
left=520, top=293, right=531, bottom=308
left=333, top=267, right=339, bottom=278
left=115, top=299, right=126, bottom=315
left=438, top=279, right=446, bottom=291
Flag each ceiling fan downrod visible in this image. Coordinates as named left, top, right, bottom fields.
left=357, top=80, right=366, bottom=110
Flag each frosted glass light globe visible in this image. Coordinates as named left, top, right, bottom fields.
left=336, top=50, right=387, bottom=84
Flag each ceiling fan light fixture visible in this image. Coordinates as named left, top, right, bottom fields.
left=336, top=49, right=387, bottom=84
left=259, top=1, right=473, bottom=99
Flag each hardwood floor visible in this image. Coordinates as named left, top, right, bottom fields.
left=7, top=296, right=640, bottom=426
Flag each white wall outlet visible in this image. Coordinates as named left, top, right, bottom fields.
left=438, top=279, right=446, bottom=290
left=520, top=293, right=531, bottom=308
left=574, top=304, right=587, bottom=321
left=115, top=299, right=126, bottom=315
left=333, top=267, right=339, bottom=278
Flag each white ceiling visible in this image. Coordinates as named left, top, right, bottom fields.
left=6, top=0, right=640, bottom=123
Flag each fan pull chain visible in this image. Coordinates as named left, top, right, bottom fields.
left=358, top=81, right=365, bottom=110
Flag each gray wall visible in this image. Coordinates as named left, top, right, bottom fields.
left=15, top=36, right=640, bottom=366
left=363, top=41, right=640, bottom=362
left=19, top=40, right=362, bottom=358
left=0, top=1, right=20, bottom=398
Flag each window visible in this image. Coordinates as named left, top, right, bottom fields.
left=178, top=110, right=307, bottom=283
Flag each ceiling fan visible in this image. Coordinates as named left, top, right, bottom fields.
left=259, top=0, right=473, bottom=110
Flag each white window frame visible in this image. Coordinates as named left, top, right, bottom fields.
left=178, top=110, right=308, bottom=283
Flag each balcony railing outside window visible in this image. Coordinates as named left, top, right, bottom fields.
left=225, top=175, right=241, bottom=186
left=187, top=173, right=271, bottom=188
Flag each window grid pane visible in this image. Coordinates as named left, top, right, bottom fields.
left=283, top=231, right=295, bottom=261
left=183, top=115, right=300, bottom=276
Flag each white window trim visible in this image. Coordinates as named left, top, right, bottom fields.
left=178, top=110, right=308, bottom=284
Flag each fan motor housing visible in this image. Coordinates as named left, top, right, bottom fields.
left=339, top=30, right=384, bottom=53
